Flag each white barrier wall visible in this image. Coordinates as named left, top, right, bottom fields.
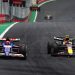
left=32, top=0, right=37, bottom=5
left=26, top=0, right=32, bottom=7
left=0, top=0, right=35, bottom=19
left=2, top=2, right=9, bottom=15
left=0, top=0, right=2, bottom=14
left=0, top=0, right=9, bottom=15
left=11, top=0, right=32, bottom=19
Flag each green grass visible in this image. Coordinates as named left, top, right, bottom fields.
left=28, top=11, right=36, bottom=22
left=0, top=22, right=14, bottom=34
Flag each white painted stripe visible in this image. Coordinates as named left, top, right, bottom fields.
left=33, top=0, right=56, bottom=22
left=33, top=10, right=38, bottom=22
left=38, top=0, right=56, bottom=7
left=0, top=22, right=18, bottom=38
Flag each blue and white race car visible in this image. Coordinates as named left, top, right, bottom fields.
left=0, top=37, right=27, bottom=59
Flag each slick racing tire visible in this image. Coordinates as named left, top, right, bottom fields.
left=50, top=47, right=55, bottom=56
left=47, top=42, right=53, bottom=54
left=20, top=44, right=27, bottom=60
left=50, top=44, right=58, bottom=56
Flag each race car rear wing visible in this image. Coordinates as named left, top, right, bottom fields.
left=54, top=36, right=63, bottom=41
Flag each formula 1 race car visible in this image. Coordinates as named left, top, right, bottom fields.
left=0, top=37, right=27, bottom=59
left=44, top=14, right=53, bottom=20
left=47, top=36, right=75, bottom=56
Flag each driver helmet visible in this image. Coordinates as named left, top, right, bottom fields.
left=64, top=35, right=70, bottom=41
left=5, top=37, right=10, bottom=44
left=6, top=37, right=10, bottom=41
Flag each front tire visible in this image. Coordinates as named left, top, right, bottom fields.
left=50, top=47, right=55, bottom=56
left=47, top=42, right=52, bottom=54
left=51, top=44, right=58, bottom=56
left=20, top=44, right=27, bottom=60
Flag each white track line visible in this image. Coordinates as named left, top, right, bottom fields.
left=38, top=0, right=56, bottom=7
left=34, top=0, right=56, bottom=22
left=0, top=22, right=18, bottom=38
left=33, top=10, right=38, bottom=22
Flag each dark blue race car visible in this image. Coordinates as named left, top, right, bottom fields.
left=47, top=36, right=75, bottom=57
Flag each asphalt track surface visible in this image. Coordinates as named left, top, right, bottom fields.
left=1, top=0, right=75, bottom=75
left=36, top=0, right=75, bottom=22
left=2, top=22, right=75, bottom=75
